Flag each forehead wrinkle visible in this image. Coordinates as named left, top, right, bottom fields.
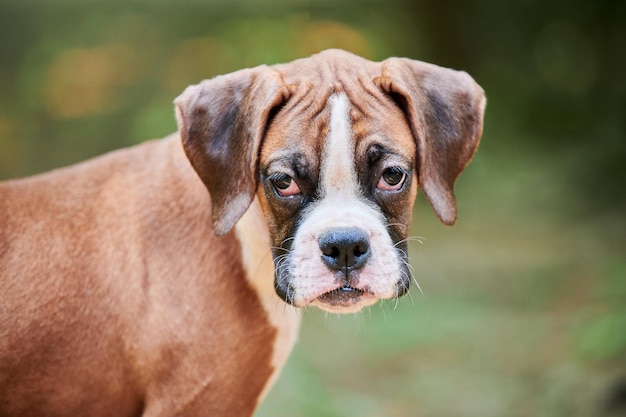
left=348, top=78, right=417, bottom=156
left=343, top=92, right=391, bottom=148
left=262, top=87, right=330, bottom=171
left=283, top=82, right=332, bottom=121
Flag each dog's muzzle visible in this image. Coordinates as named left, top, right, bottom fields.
left=314, top=227, right=375, bottom=308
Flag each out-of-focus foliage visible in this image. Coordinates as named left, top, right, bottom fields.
left=0, top=0, right=624, bottom=416
left=0, top=0, right=412, bottom=178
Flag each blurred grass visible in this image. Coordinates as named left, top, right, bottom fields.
left=0, top=1, right=624, bottom=416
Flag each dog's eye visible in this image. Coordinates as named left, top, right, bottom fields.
left=377, top=167, right=406, bottom=191
left=271, top=174, right=301, bottom=197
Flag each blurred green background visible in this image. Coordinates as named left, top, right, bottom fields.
left=1, top=0, right=624, bottom=416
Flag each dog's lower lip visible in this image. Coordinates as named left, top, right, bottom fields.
left=316, top=286, right=369, bottom=306
left=330, top=285, right=363, bottom=295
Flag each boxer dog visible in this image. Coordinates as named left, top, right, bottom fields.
left=0, top=49, right=485, bottom=416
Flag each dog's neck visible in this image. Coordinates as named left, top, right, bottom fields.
left=234, top=197, right=301, bottom=403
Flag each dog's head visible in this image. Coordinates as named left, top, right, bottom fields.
left=175, top=49, right=485, bottom=313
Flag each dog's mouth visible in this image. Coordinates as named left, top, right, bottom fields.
left=314, top=286, right=376, bottom=311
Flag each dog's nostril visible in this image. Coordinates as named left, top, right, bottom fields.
left=318, top=227, right=370, bottom=270
left=354, top=244, right=367, bottom=257
left=322, top=246, right=341, bottom=258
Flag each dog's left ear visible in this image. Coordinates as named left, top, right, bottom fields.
left=175, top=67, right=290, bottom=235
left=375, top=58, right=486, bottom=225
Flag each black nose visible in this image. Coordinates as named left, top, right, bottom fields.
left=318, top=227, right=371, bottom=271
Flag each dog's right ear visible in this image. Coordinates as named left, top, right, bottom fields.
left=375, top=58, right=486, bottom=226
left=175, top=67, right=290, bottom=235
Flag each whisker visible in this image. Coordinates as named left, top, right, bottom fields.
left=270, top=246, right=291, bottom=254
left=378, top=299, right=389, bottom=321
left=393, top=236, right=426, bottom=247
left=408, top=236, right=426, bottom=245
left=405, top=286, right=415, bottom=306
left=280, top=236, right=296, bottom=245
left=395, top=246, right=409, bottom=259
left=386, top=222, right=409, bottom=232
left=275, top=236, right=296, bottom=250
left=396, top=249, right=424, bottom=299
left=410, top=273, right=424, bottom=298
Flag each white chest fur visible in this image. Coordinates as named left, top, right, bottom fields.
left=235, top=198, right=302, bottom=405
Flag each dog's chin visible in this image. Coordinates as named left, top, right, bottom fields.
left=309, top=286, right=379, bottom=314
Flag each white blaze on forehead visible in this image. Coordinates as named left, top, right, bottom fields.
left=320, top=93, right=358, bottom=198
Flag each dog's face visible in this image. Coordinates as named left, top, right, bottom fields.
left=258, top=92, right=418, bottom=312
left=174, top=49, right=485, bottom=313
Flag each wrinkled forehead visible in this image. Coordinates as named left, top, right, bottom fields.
left=260, top=81, right=415, bottom=170
left=260, top=83, right=329, bottom=168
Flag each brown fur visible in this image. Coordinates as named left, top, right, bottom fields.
left=0, top=138, right=275, bottom=416
left=0, top=49, right=485, bottom=416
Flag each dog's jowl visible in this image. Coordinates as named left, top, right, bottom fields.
left=0, top=49, right=485, bottom=416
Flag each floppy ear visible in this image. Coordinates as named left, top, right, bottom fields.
left=175, top=66, right=290, bottom=235
left=375, top=58, right=486, bottom=225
